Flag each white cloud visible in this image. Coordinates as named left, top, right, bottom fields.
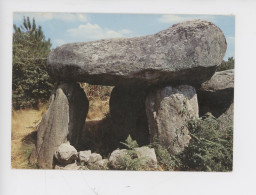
left=13, top=13, right=88, bottom=22
left=158, top=14, right=216, bottom=24
left=67, top=23, right=133, bottom=41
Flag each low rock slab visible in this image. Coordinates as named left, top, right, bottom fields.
left=146, top=85, right=199, bottom=154
left=48, top=20, right=226, bottom=86
left=197, top=69, right=234, bottom=117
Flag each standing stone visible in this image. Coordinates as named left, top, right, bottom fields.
left=197, top=69, right=234, bottom=117
left=34, top=83, right=89, bottom=169
left=47, top=20, right=226, bottom=86
left=145, top=85, right=199, bottom=154
left=109, top=86, right=149, bottom=146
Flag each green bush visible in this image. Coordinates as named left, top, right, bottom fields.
left=12, top=16, right=55, bottom=109
left=117, top=135, right=144, bottom=170
left=216, top=57, right=234, bottom=72
left=149, top=137, right=180, bottom=171
left=149, top=114, right=233, bottom=172
left=177, top=114, right=233, bottom=171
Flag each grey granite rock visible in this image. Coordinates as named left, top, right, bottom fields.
left=197, top=69, right=234, bottom=117
left=78, top=150, right=91, bottom=163
left=34, top=83, right=88, bottom=169
left=54, top=142, right=78, bottom=165
left=134, top=147, right=157, bottom=168
left=146, top=85, right=199, bottom=154
left=47, top=20, right=226, bottom=86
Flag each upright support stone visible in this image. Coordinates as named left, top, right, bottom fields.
left=145, top=85, right=199, bottom=154
left=32, top=83, right=89, bottom=169
left=109, top=86, right=149, bottom=146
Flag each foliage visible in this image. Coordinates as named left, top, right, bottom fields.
left=120, top=134, right=139, bottom=150
left=116, top=151, right=144, bottom=171
left=177, top=114, right=233, bottom=171
left=149, top=137, right=180, bottom=171
left=117, top=135, right=144, bottom=170
left=80, top=83, right=113, bottom=101
left=12, top=16, right=55, bottom=109
left=216, top=57, right=234, bottom=72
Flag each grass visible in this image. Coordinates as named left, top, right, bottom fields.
left=11, top=106, right=47, bottom=169
left=11, top=85, right=113, bottom=169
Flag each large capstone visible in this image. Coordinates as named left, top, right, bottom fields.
left=32, top=83, right=89, bottom=169
left=47, top=20, right=226, bottom=86
left=197, top=69, right=234, bottom=117
left=109, top=86, right=150, bottom=146
left=145, top=85, right=199, bottom=154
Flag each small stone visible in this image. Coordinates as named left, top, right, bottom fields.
left=88, top=153, right=102, bottom=163
left=54, top=142, right=78, bottom=165
left=78, top=150, right=91, bottom=163
left=109, top=149, right=128, bottom=169
left=134, top=147, right=157, bottom=168
left=88, top=159, right=109, bottom=170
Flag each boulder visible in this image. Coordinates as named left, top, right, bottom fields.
left=47, top=20, right=226, bottom=86
left=54, top=142, right=78, bottom=165
left=197, top=69, right=234, bottom=117
left=145, top=85, right=199, bottom=154
left=217, top=103, right=234, bottom=131
left=109, top=149, right=128, bottom=169
left=34, top=83, right=89, bottom=169
left=88, top=153, right=102, bottom=163
left=55, top=162, right=83, bottom=170
left=78, top=150, right=91, bottom=163
left=134, top=147, right=157, bottom=168
left=109, top=86, right=149, bottom=146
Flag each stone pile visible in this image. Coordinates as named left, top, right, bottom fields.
left=30, top=19, right=231, bottom=169
left=54, top=143, right=108, bottom=170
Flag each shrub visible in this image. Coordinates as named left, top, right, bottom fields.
left=12, top=17, right=55, bottom=109
left=149, top=137, right=180, bottom=171
left=216, top=57, right=234, bottom=72
left=117, top=135, right=144, bottom=170
left=177, top=114, right=233, bottom=171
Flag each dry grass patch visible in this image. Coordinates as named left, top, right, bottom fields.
left=11, top=106, right=47, bottom=169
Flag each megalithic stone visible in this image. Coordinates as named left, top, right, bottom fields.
left=31, top=83, right=89, bottom=169
left=47, top=20, right=226, bottom=86
left=197, top=69, right=234, bottom=117
left=145, top=85, right=199, bottom=154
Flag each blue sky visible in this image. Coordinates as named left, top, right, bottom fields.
left=13, top=13, right=235, bottom=60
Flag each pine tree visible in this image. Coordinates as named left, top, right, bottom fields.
left=12, top=16, right=55, bottom=109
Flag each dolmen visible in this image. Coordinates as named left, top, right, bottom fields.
left=30, top=20, right=229, bottom=169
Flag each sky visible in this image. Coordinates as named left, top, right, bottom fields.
left=13, top=13, right=235, bottom=60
